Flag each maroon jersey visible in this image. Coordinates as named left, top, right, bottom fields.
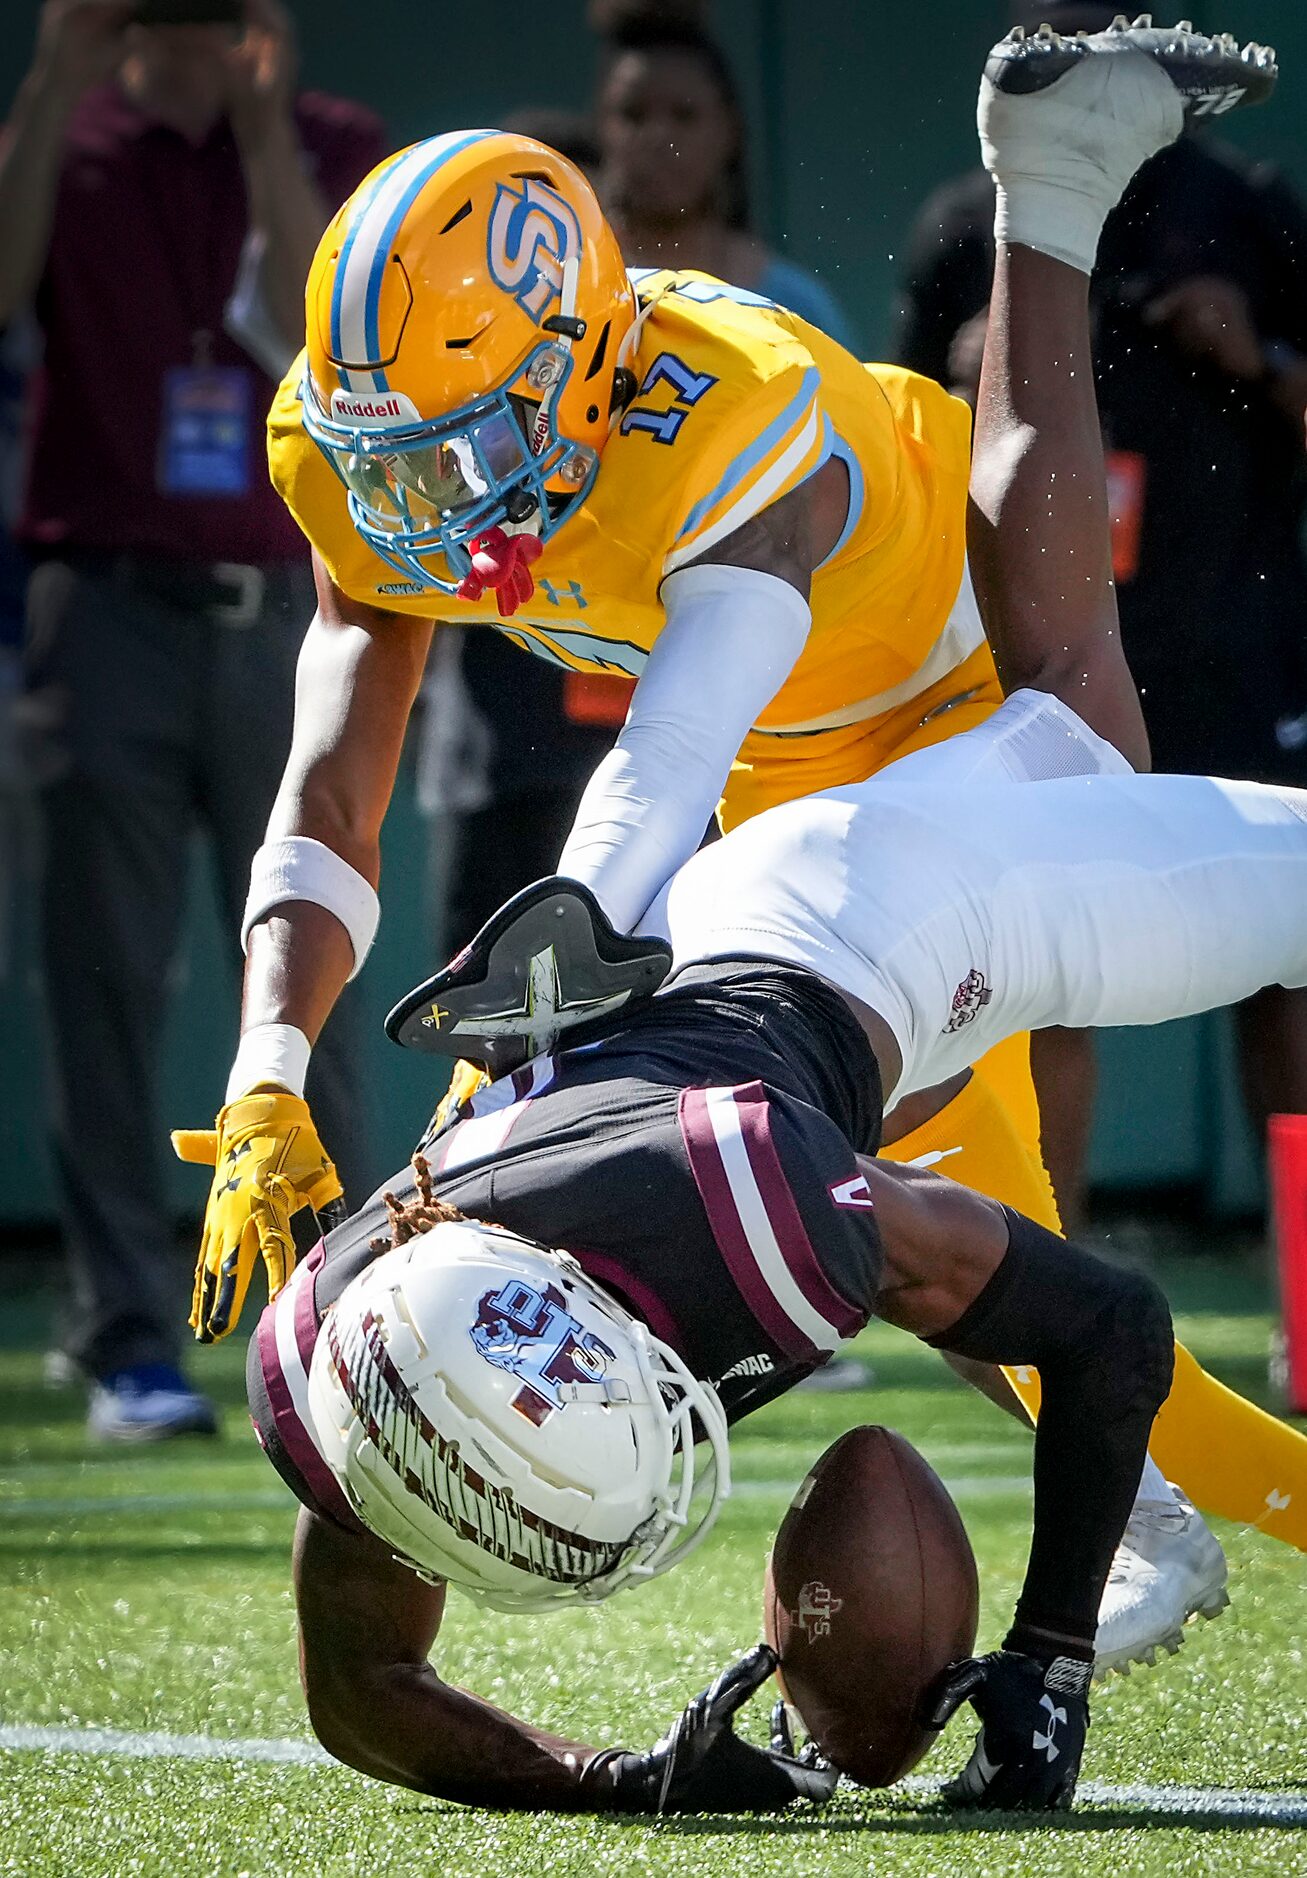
left=248, top=962, right=884, bottom=1528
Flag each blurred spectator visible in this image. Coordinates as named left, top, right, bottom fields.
left=897, top=0, right=1307, bottom=1224
left=595, top=14, right=861, bottom=351
left=0, top=0, right=384, bottom=1439
left=419, top=108, right=632, bottom=955
left=588, top=0, right=707, bottom=32
left=501, top=105, right=600, bottom=173
left=0, top=317, right=39, bottom=986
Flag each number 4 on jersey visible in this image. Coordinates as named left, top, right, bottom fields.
left=620, top=352, right=718, bottom=444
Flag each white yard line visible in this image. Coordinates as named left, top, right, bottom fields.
left=0, top=1724, right=329, bottom=1766
left=899, top=1773, right=1307, bottom=1824
left=0, top=1490, right=288, bottom=1518
left=0, top=1477, right=1032, bottom=1519
left=2, top=1724, right=1305, bottom=1823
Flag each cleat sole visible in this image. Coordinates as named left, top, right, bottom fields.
left=985, top=22, right=1278, bottom=122
left=1093, top=1581, right=1229, bottom=1681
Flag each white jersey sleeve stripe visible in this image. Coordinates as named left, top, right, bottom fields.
left=663, top=399, right=824, bottom=574
left=679, top=1084, right=844, bottom=1357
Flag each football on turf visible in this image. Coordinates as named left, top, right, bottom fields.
left=763, top=1424, right=979, bottom=1787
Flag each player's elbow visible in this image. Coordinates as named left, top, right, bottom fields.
left=302, top=1654, right=389, bottom=1778
left=302, top=1664, right=357, bottom=1766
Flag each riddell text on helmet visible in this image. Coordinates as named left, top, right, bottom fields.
left=329, top=389, right=422, bottom=425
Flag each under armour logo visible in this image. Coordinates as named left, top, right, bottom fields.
left=539, top=578, right=586, bottom=609
left=1033, top=1692, right=1066, bottom=1763
left=1266, top=1488, right=1292, bottom=1512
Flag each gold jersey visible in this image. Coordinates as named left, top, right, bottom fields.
left=269, top=268, right=989, bottom=767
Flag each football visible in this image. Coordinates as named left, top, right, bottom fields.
left=763, top=1424, right=980, bottom=1787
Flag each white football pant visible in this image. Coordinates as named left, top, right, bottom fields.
left=643, top=691, right=1307, bottom=1100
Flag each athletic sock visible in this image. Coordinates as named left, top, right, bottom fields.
left=1136, top=1452, right=1171, bottom=1505
left=979, top=50, right=1184, bottom=273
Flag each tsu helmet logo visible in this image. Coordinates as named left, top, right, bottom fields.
left=471, top=1278, right=614, bottom=1425
left=487, top=177, right=583, bottom=324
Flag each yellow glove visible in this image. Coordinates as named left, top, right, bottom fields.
left=172, top=1091, right=342, bottom=1343
left=433, top=1058, right=492, bottom=1130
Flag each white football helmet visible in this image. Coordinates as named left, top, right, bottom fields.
left=306, top=1218, right=731, bottom=1611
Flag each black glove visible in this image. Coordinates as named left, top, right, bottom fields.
left=583, top=1643, right=837, bottom=1814
left=922, top=1649, right=1091, bottom=1811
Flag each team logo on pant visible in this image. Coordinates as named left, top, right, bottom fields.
left=944, top=967, right=993, bottom=1034
left=486, top=177, right=582, bottom=324
left=471, top=1279, right=615, bottom=1425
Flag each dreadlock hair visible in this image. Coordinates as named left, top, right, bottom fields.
left=370, top=1155, right=469, bottom=1252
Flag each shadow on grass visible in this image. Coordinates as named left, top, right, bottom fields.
left=652, top=1801, right=1303, bottom=1836
left=390, top=1795, right=1303, bottom=1835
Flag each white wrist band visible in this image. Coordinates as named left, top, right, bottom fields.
left=225, top=1023, right=311, bottom=1103
left=241, top=836, right=380, bottom=980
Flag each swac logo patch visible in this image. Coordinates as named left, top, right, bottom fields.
left=471, top=1279, right=615, bottom=1425
left=486, top=178, right=582, bottom=324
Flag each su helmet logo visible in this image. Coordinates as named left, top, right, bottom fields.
left=486, top=176, right=583, bottom=324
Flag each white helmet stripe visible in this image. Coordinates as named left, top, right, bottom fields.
left=331, top=131, right=497, bottom=392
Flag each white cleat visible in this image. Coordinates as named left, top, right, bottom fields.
left=1094, top=1485, right=1229, bottom=1681
left=985, top=20, right=1278, bottom=122
left=978, top=21, right=1278, bottom=278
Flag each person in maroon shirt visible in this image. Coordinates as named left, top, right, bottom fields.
left=0, top=0, right=385, bottom=1439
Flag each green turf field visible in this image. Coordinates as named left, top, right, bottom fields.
left=2, top=1257, right=1305, bottom=1878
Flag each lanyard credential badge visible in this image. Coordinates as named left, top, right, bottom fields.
left=158, top=337, right=253, bottom=498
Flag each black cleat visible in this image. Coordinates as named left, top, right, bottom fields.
left=986, top=18, right=1278, bottom=123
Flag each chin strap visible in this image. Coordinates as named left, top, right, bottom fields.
left=455, top=526, right=543, bottom=615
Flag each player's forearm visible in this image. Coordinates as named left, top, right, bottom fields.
left=0, top=62, right=78, bottom=325
left=241, top=904, right=356, bottom=1045
left=231, top=594, right=429, bottom=1056
left=236, top=117, right=332, bottom=356
left=968, top=242, right=1149, bottom=770
left=237, top=759, right=387, bottom=1046
left=927, top=1207, right=1173, bottom=1654
left=308, top=1659, right=607, bottom=1811
left=558, top=564, right=810, bottom=931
